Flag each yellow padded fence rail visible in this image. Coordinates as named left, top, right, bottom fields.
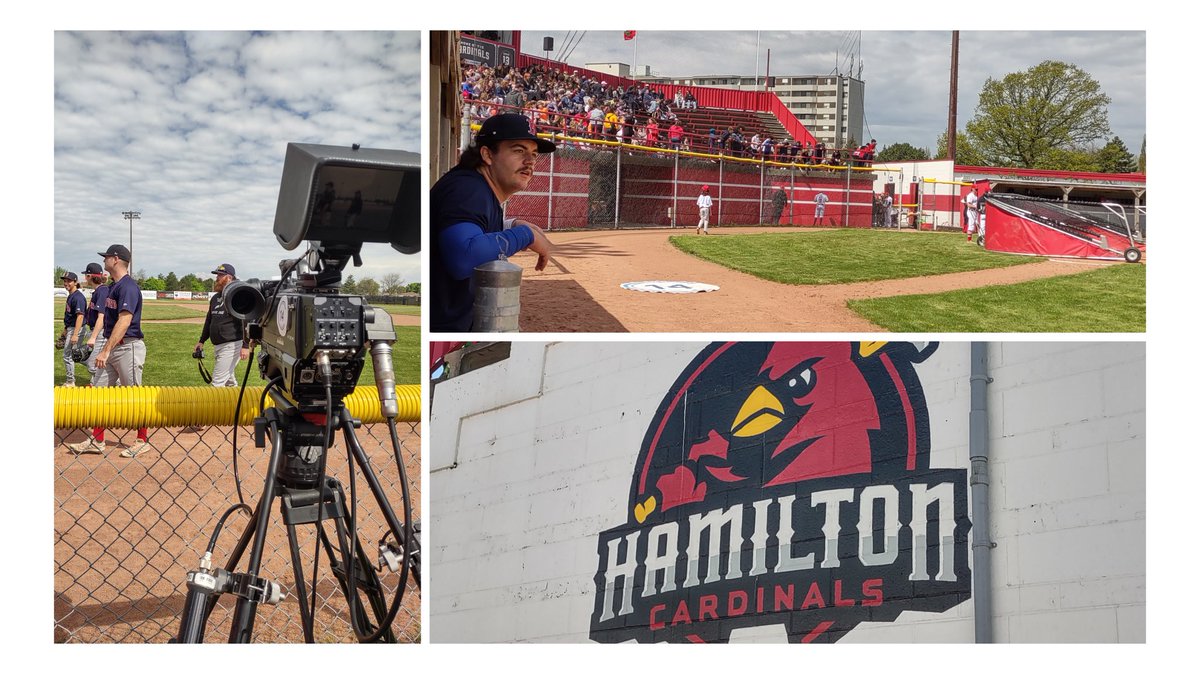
left=53, top=384, right=421, bottom=428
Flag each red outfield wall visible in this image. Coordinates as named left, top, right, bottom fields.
left=507, top=151, right=876, bottom=229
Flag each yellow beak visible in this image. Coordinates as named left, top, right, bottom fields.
left=731, top=385, right=784, bottom=437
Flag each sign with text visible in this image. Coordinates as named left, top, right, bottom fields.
left=589, top=342, right=971, bottom=643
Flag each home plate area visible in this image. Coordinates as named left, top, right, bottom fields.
left=620, top=281, right=720, bottom=294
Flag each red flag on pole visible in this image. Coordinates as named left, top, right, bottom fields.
left=624, top=31, right=637, bottom=41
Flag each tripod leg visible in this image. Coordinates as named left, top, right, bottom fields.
left=285, top=518, right=316, bottom=644
left=340, top=411, right=417, bottom=575
left=318, top=479, right=396, bottom=642
left=228, top=419, right=286, bottom=643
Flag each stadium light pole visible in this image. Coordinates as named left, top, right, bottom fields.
left=122, top=210, right=140, bottom=263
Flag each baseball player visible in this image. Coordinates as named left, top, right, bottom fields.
left=431, top=113, right=556, bottom=332
left=813, top=192, right=829, bottom=226
left=696, top=185, right=713, bottom=234
left=964, top=187, right=980, bottom=241
left=67, top=244, right=151, bottom=458
left=58, top=272, right=87, bottom=387
left=196, top=263, right=249, bottom=387
left=883, top=193, right=895, bottom=228
left=80, top=262, right=110, bottom=387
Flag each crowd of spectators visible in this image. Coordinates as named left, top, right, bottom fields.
left=459, top=61, right=876, bottom=166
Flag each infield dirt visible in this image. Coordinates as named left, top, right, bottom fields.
left=510, top=227, right=1119, bottom=332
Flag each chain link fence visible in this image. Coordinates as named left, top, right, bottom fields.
left=508, top=140, right=878, bottom=230
left=54, top=421, right=421, bottom=643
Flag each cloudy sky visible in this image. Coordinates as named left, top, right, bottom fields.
left=54, top=31, right=421, bottom=284
left=531, top=30, right=1145, bottom=154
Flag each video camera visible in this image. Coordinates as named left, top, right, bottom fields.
left=223, top=142, right=420, bottom=410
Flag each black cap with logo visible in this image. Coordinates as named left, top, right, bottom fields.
left=475, top=113, right=556, bottom=153
left=98, top=244, right=132, bottom=263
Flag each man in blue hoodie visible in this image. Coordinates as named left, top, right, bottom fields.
left=431, top=113, right=555, bottom=332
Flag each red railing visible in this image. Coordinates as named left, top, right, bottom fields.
left=515, top=53, right=814, bottom=146
left=461, top=99, right=865, bottom=167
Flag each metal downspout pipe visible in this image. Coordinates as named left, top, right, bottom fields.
left=969, top=342, right=995, bottom=643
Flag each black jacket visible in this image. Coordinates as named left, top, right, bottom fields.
left=200, top=292, right=247, bottom=347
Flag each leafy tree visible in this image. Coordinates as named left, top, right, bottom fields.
left=936, top=130, right=986, bottom=166
left=1041, top=148, right=1100, bottom=173
left=404, top=282, right=421, bottom=294
left=141, top=276, right=166, bottom=292
left=875, top=142, right=930, bottom=162
left=1138, top=135, right=1146, bottom=173
left=164, top=271, right=180, bottom=291
left=965, top=60, right=1111, bottom=168
left=179, top=273, right=206, bottom=293
left=357, top=277, right=380, bottom=296
left=381, top=273, right=404, bottom=295
left=54, top=265, right=68, bottom=285
left=342, top=274, right=358, bottom=294
left=1095, top=136, right=1138, bottom=174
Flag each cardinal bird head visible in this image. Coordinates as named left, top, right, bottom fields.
left=627, top=341, right=938, bottom=524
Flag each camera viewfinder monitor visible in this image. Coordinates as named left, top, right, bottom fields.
left=273, top=142, right=421, bottom=254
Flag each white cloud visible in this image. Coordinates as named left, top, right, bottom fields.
left=54, top=30, right=421, bottom=283
left=550, top=30, right=1145, bottom=153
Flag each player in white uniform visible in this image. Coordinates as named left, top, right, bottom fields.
left=964, top=187, right=980, bottom=241
left=813, top=192, right=829, bottom=226
left=696, top=185, right=713, bottom=234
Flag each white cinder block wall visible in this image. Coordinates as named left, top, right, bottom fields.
left=429, top=341, right=1145, bottom=643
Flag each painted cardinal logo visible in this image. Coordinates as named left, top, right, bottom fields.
left=591, top=341, right=970, bottom=644
left=630, top=341, right=936, bottom=525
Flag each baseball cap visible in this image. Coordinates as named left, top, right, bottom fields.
left=475, top=113, right=556, bottom=153
left=98, top=244, right=132, bottom=263
left=211, top=263, right=236, bottom=277
left=701, top=185, right=710, bottom=192
left=61, top=271, right=78, bottom=282
left=82, top=262, right=104, bottom=275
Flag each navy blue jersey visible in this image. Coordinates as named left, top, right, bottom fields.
left=103, top=275, right=144, bottom=340
left=85, top=284, right=110, bottom=330
left=431, top=166, right=533, bottom=332
left=63, top=289, right=86, bottom=328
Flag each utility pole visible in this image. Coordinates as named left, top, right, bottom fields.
left=122, top=210, right=140, bottom=263
left=948, top=31, right=960, bottom=162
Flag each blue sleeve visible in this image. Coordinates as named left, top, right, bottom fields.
left=439, top=222, right=535, bottom=281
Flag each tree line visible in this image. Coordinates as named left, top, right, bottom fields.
left=872, top=60, right=1145, bottom=174
left=53, top=266, right=419, bottom=295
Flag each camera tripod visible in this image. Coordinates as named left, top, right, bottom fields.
left=175, top=389, right=420, bottom=643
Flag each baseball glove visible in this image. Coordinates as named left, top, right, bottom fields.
left=72, top=343, right=94, bottom=363
left=55, top=334, right=67, bottom=350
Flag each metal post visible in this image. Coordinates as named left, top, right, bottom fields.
left=969, top=342, right=995, bottom=643
left=546, top=151, right=555, bottom=231
left=789, top=165, right=795, bottom=225
left=122, top=210, right=140, bottom=262
left=672, top=151, right=679, bottom=228
left=758, top=160, right=765, bottom=224
left=614, top=145, right=622, bottom=229
left=843, top=165, right=851, bottom=227
left=717, top=155, right=724, bottom=228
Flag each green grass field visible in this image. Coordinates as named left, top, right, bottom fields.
left=53, top=323, right=421, bottom=387
left=848, top=263, right=1145, bottom=332
left=669, top=229, right=1043, bottom=285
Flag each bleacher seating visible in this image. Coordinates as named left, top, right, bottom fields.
left=672, top=108, right=795, bottom=147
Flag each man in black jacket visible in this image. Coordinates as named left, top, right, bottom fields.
left=196, top=263, right=249, bottom=387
